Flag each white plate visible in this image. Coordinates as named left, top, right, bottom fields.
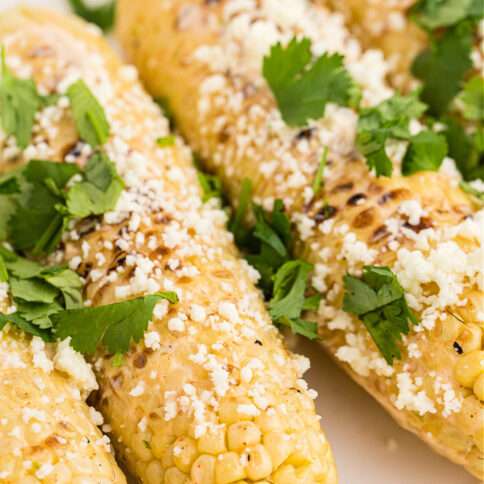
left=0, top=1, right=477, bottom=483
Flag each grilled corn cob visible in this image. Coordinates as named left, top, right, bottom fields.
left=315, top=0, right=425, bottom=89
left=0, top=300, right=126, bottom=482
left=117, top=0, right=484, bottom=478
left=0, top=7, right=336, bottom=484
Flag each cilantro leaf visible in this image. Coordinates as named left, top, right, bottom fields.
left=410, top=0, right=479, bottom=30
left=69, top=0, right=116, bottom=31
left=39, top=268, right=83, bottom=309
left=197, top=171, right=223, bottom=202
left=402, top=130, right=448, bottom=175
left=52, top=292, right=178, bottom=355
left=279, top=316, right=319, bottom=340
left=0, top=174, right=20, bottom=194
left=412, top=22, right=473, bottom=116
left=67, top=80, right=110, bottom=147
left=312, top=147, right=328, bottom=195
left=460, top=180, right=484, bottom=205
left=228, top=178, right=253, bottom=246
left=357, top=92, right=427, bottom=176
left=66, top=151, right=123, bottom=217
left=9, top=277, right=59, bottom=304
left=457, top=76, right=484, bottom=121
left=0, top=254, right=7, bottom=282
left=263, top=37, right=354, bottom=126
left=343, top=266, right=418, bottom=364
left=156, top=135, right=176, bottom=148
left=0, top=312, right=53, bottom=341
left=0, top=47, right=42, bottom=148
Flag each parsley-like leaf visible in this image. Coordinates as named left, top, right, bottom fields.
left=156, top=135, right=176, bottom=148
left=343, top=266, right=418, bottom=364
left=0, top=47, right=42, bottom=148
left=412, top=22, right=473, bottom=116
left=263, top=37, right=354, bottom=126
left=460, top=180, right=484, bottom=205
left=0, top=312, right=53, bottom=340
left=410, top=0, right=480, bottom=30
left=0, top=174, right=20, bottom=194
left=312, top=146, right=328, bottom=195
left=228, top=178, right=253, bottom=246
left=0, top=254, right=7, bottom=282
left=402, top=130, right=448, bottom=175
left=357, top=92, right=427, bottom=176
left=52, top=292, right=178, bottom=355
left=66, top=151, right=123, bottom=217
left=67, top=80, right=110, bottom=147
left=68, top=0, right=116, bottom=31
left=197, top=171, right=223, bottom=202
left=457, top=76, right=484, bottom=121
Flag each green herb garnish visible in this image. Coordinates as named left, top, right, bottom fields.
left=68, top=0, right=116, bottom=31
left=343, top=266, right=418, bottom=364
left=263, top=37, right=355, bottom=126
left=460, top=180, right=484, bottom=205
left=457, top=76, right=484, bottom=121
left=197, top=171, right=223, bottom=202
left=402, top=130, right=448, bottom=175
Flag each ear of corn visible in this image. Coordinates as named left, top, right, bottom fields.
left=117, top=0, right=484, bottom=478
left=0, top=301, right=126, bottom=482
left=0, top=7, right=336, bottom=484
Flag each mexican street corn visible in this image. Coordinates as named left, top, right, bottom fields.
left=0, top=7, right=337, bottom=484
left=117, top=0, right=484, bottom=478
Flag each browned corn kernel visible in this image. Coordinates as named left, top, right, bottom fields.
left=455, top=350, right=484, bottom=387
left=228, top=421, right=261, bottom=451
left=191, top=454, right=216, bottom=483
left=215, top=452, right=246, bottom=483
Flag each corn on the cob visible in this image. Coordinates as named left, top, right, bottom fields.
left=117, top=0, right=484, bottom=478
left=0, top=7, right=336, bottom=484
left=315, top=0, right=425, bottom=89
left=0, top=301, right=126, bottom=482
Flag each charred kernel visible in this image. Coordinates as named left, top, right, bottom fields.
left=133, top=352, right=147, bottom=368
left=377, top=189, right=409, bottom=205
left=314, top=205, right=337, bottom=223
left=295, top=127, right=314, bottom=141
left=370, top=225, right=389, bottom=243
left=346, top=193, right=367, bottom=206
left=352, top=208, right=375, bottom=228
left=453, top=342, right=464, bottom=355
left=331, top=181, right=353, bottom=193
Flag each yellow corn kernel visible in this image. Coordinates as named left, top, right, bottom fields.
left=145, top=460, right=164, bottom=484
left=132, top=433, right=153, bottom=462
left=173, top=436, right=198, bottom=473
left=285, top=449, right=311, bottom=467
left=246, top=444, right=273, bottom=480
left=227, top=421, right=261, bottom=451
left=151, top=422, right=175, bottom=458
left=474, top=426, right=484, bottom=453
left=255, top=412, right=283, bottom=434
left=440, top=317, right=463, bottom=342
left=198, top=427, right=227, bottom=454
left=164, top=467, right=189, bottom=484
left=457, top=324, right=482, bottom=353
left=263, top=432, right=293, bottom=469
left=191, top=454, right=216, bottom=483
left=219, top=399, right=252, bottom=424
left=455, top=350, right=484, bottom=387
left=273, top=464, right=297, bottom=484
left=473, top=372, right=484, bottom=401
left=215, top=452, right=246, bottom=484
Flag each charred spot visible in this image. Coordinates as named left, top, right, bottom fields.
left=370, top=225, right=390, bottom=243
left=331, top=181, right=354, bottom=193
left=403, top=217, right=433, bottom=233
left=44, top=434, right=62, bottom=447
left=254, top=339, right=263, bottom=346
left=368, top=182, right=384, bottom=195
left=346, top=193, right=367, bottom=206
left=295, top=127, right=315, bottom=141
left=111, top=372, right=124, bottom=389
left=314, top=205, right=337, bottom=223
left=377, top=189, right=410, bottom=205
left=453, top=342, right=463, bottom=355
left=62, top=141, right=84, bottom=161
left=133, top=352, right=148, bottom=369
left=352, top=208, right=375, bottom=229
left=218, top=128, right=230, bottom=144
left=79, top=262, right=93, bottom=278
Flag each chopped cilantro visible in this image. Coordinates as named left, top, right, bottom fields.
left=460, top=180, right=484, bottom=205
left=343, top=266, right=418, bottom=364
left=111, top=353, right=124, bottom=367
left=269, top=260, right=319, bottom=340
left=312, top=147, right=328, bottom=195
left=156, top=135, right=176, bottom=148
left=410, top=0, right=482, bottom=30
left=263, top=37, right=354, bottom=126
left=412, top=22, right=473, bottom=116
left=357, top=92, right=427, bottom=176
left=53, top=292, right=178, bottom=355
left=228, top=178, right=253, bottom=246
left=457, top=76, right=484, bottom=121
left=68, top=0, right=116, bottom=31
left=0, top=47, right=42, bottom=148
left=197, top=171, right=223, bottom=202
left=402, top=130, right=448, bottom=175
left=0, top=174, right=20, bottom=195
left=0, top=254, right=7, bottom=282
left=67, top=80, right=110, bottom=147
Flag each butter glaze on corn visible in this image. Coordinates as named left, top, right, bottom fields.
left=117, top=0, right=484, bottom=478
left=0, top=7, right=336, bottom=484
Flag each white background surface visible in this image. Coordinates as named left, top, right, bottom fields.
left=0, top=1, right=477, bottom=483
